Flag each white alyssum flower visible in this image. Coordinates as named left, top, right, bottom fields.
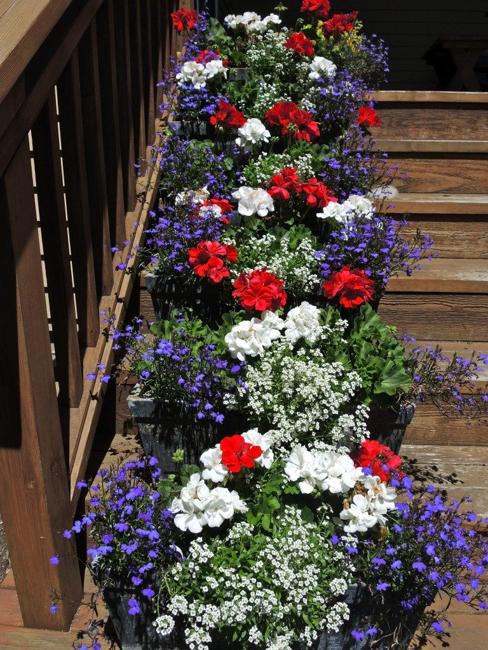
left=153, top=614, right=175, bottom=637
left=284, top=301, right=322, bottom=344
left=235, top=118, right=271, bottom=148
left=317, top=193, right=374, bottom=225
left=176, top=61, right=207, bottom=89
left=232, top=186, right=275, bottom=217
left=309, top=56, right=337, bottom=81
left=242, top=428, right=274, bottom=469
left=225, top=311, right=284, bottom=361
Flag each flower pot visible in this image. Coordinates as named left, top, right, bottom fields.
left=142, top=273, right=229, bottom=324
left=168, top=120, right=211, bottom=140
left=127, top=396, right=248, bottom=473
left=367, top=403, right=416, bottom=454
left=228, top=67, right=251, bottom=82
left=103, top=586, right=181, bottom=650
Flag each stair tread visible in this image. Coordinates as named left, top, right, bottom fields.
left=402, top=444, right=488, bottom=516
left=387, top=258, right=488, bottom=292
left=408, top=339, right=488, bottom=382
left=375, top=138, right=488, bottom=153
left=382, top=192, right=488, bottom=214
left=374, top=90, right=488, bottom=104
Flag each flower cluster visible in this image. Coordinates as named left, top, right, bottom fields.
left=232, top=268, right=287, bottom=312
left=188, top=241, right=238, bottom=284
left=265, top=101, right=321, bottom=142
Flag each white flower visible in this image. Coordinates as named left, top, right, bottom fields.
left=203, top=487, right=247, bottom=528
left=176, top=61, right=207, bottom=89
left=235, top=118, right=271, bottom=148
left=284, top=446, right=327, bottom=494
left=316, top=193, right=374, bottom=225
left=171, top=473, right=210, bottom=533
left=175, top=187, right=209, bottom=206
left=242, top=428, right=274, bottom=469
left=199, top=204, right=222, bottom=219
left=225, top=311, right=284, bottom=361
left=284, top=301, right=322, bottom=344
left=200, top=447, right=227, bottom=483
left=153, top=614, right=175, bottom=637
left=324, top=454, right=363, bottom=494
left=204, top=59, right=227, bottom=80
left=362, top=474, right=397, bottom=518
left=232, top=186, right=275, bottom=217
left=309, top=56, right=337, bottom=81
left=340, top=494, right=379, bottom=533
left=225, top=12, right=260, bottom=30
left=261, top=13, right=282, bottom=28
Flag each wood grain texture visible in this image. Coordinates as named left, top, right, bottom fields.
left=387, top=258, right=488, bottom=293
left=384, top=193, right=488, bottom=215
left=379, top=294, right=488, bottom=341
left=390, top=157, right=488, bottom=194
left=401, top=216, right=488, bottom=258
left=374, top=91, right=488, bottom=103
left=0, top=140, right=82, bottom=629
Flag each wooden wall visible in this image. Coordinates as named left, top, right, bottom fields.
left=216, top=0, right=488, bottom=90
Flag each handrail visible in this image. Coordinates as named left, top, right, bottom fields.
left=0, top=0, right=72, bottom=102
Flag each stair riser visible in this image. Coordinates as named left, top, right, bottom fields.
left=401, top=216, right=488, bottom=258
left=405, top=403, right=488, bottom=446
left=388, top=156, right=488, bottom=194
left=374, top=106, right=488, bottom=141
left=379, top=294, right=488, bottom=341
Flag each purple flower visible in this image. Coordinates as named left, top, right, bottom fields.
left=49, top=555, right=60, bottom=566
left=127, top=598, right=141, bottom=616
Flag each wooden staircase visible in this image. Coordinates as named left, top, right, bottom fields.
left=374, top=91, right=488, bottom=514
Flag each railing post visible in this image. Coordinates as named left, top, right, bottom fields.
left=0, top=140, right=83, bottom=630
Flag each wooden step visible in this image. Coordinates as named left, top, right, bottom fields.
left=383, top=192, right=488, bottom=215
left=388, top=157, right=488, bottom=195
left=374, top=91, right=488, bottom=103
left=400, top=215, right=488, bottom=259
left=376, top=139, right=488, bottom=154
left=402, top=444, right=488, bottom=516
left=387, top=258, right=488, bottom=293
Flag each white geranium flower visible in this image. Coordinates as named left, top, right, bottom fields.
left=261, top=13, right=282, bottom=28
left=346, top=194, right=374, bottom=215
left=232, top=186, right=275, bottom=217
left=175, top=187, right=209, bottom=206
left=204, top=59, right=227, bottom=80
left=235, top=118, right=271, bottom=148
left=309, top=56, right=337, bottom=81
left=176, top=61, right=207, bottom=89
left=316, top=193, right=374, bottom=225
left=225, top=12, right=261, bottom=30
left=171, top=473, right=210, bottom=533
left=200, top=447, right=227, bottom=484
left=362, top=474, right=397, bottom=518
left=203, top=487, right=247, bottom=528
left=225, top=312, right=284, bottom=361
left=242, top=429, right=274, bottom=469
left=324, top=454, right=363, bottom=494
left=284, top=446, right=326, bottom=494
left=284, top=301, right=322, bottom=344
left=340, top=494, right=379, bottom=533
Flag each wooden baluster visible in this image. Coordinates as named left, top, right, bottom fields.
left=0, top=139, right=82, bottom=630
left=97, top=0, right=126, bottom=245
left=143, top=1, right=156, bottom=146
left=113, top=0, right=136, bottom=211
left=31, top=93, right=83, bottom=415
left=57, top=51, right=99, bottom=349
left=79, top=22, right=114, bottom=297
left=129, top=0, right=147, bottom=163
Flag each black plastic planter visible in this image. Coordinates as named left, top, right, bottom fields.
left=128, top=396, right=247, bottom=474
left=367, top=403, right=416, bottom=454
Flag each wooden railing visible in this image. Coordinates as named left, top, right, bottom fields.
left=0, top=0, right=192, bottom=631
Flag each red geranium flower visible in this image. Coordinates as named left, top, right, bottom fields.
left=200, top=197, right=234, bottom=223
left=220, top=434, right=262, bottom=473
left=357, top=106, right=382, bottom=128
left=188, top=241, right=237, bottom=284
left=322, top=266, right=375, bottom=309
left=171, top=9, right=199, bottom=32
left=194, top=49, right=219, bottom=64
left=210, top=100, right=247, bottom=128
left=300, top=0, right=331, bottom=18
left=265, top=101, right=320, bottom=142
left=284, top=32, right=315, bottom=57
left=268, top=167, right=300, bottom=201
left=322, top=11, right=359, bottom=35
left=297, top=178, right=337, bottom=208
left=352, top=440, right=403, bottom=483
left=233, top=268, right=287, bottom=312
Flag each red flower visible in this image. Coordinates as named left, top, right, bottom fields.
left=265, top=101, right=320, bottom=142
left=200, top=197, right=234, bottom=223
left=357, top=106, right=381, bottom=128
left=188, top=241, right=238, bottom=284
left=300, top=0, right=331, bottom=18
left=210, top=100, right=247, bottom=128
left=268, top=167, right=300, bottom=201
left=322, top=266, right=375, bottom=309
left=284, top=32, right=315, bottom=57
left=194, top=49, right=219, bottom=64
left=322, top=11, right=359, bottom=35
left=297, top=178, right=337, bottom=208
left=220, top=435, right=262, bottom=473
left=352, top=440, right=403, bottom=483
left=171, top=9, right=199, bottom=32
left=233, top=269, right=287, bottom=312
